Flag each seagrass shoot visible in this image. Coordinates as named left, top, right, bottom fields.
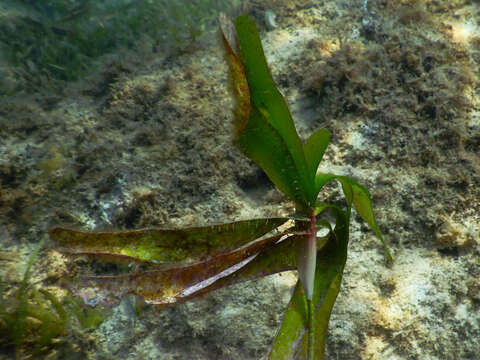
left=49, top=14, right=391, bottom=360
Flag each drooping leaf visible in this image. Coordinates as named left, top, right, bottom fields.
left=221, top=14, right=315, bottom=209
left=75, top=232, right=288, bottom=308
left=270, top=204, right=351, bottom=360
left=315, top=173, right=392, bottom=261
left=336, top=176, right=392, bottom=261
left=314, top=173, right=340, bottom=193
left=50, top=218, right=288, bottom=264
left=185, top=227, right=327, bottom=301
left=175, top=234, right=300, bottom=304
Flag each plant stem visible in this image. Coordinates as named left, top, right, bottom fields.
left=307, top=210, right=316, bottom=359
left=307, top=298, right=315, bottom=360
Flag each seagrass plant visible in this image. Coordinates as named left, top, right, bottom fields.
left=49, top=14, right=391, bottom=360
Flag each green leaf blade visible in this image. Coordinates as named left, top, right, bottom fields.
left=315, top=173, right=392, bottom=261
left=74, top=231, right=290, bottom=308
left=270, top=204, right=351, bottom=360
left=269, top=234, right=348, bottom=359
left=50, top=218, right=288, bottom=264
left=314, top=173, right=339, bottom=194
left=337, top=176, right=392, bottom=262
left=234, top=15, right=300, bottom=144
left=222, top=14, right=315, bottom=208
left=304, top=128, right=330, bottom=182
left=237, top=106, right=308, bottom=206
left=269, top=280, right=307, bottom=360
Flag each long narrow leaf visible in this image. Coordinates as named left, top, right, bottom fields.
left=304, top=128, right=330, bottom=183
left=153, top=230, right=329, bottom=309
left=219, top=12, right=250, bottom=136
left=176, top=234, right=299, bottom=305
left=221, top=14, right=315, bottom=208
left=237, top=107, right=308, bottom=205
left=315, top=173, right=392, bottom=261
left=75, top=232, right=288, bottom=308
left=50, top=218, right=288, bottom=264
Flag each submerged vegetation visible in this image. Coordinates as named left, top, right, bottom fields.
left=0, top=0, right=245, bottom=94
left=0, top=242, right=106, bottom=358
left=50, top=15, right=390, bottom=359
left=0, top=0, right=477, bottom=358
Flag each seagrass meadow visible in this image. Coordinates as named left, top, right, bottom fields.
left=1, top=0, right=479, bottom=359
